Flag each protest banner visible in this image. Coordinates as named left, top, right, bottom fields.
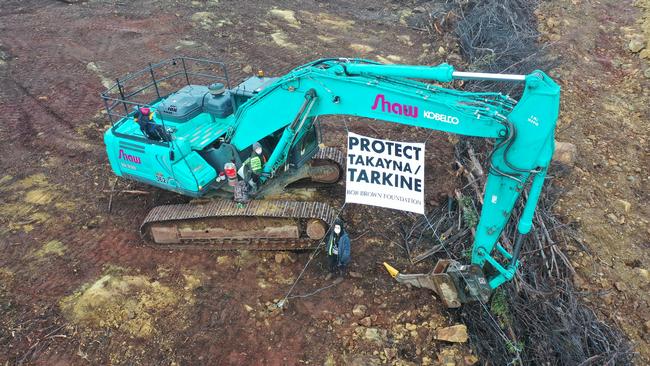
left=345, top=132, right=425, bottom=214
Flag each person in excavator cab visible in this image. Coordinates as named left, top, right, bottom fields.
left=134, top=107, right=170, bottom=142
left=326, top=219, right=351, bottom=280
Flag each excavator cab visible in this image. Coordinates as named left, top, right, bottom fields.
left=102, top=57, right=283, bottom=197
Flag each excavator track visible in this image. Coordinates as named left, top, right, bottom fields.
left=141, top=200, right=338, bottom=250
left=140, top=147, right=345, bottom=250
left=309, top=146, right=345, bottom=183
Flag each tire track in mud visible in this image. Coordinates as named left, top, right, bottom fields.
left=0, top=76, right=96, bottom=154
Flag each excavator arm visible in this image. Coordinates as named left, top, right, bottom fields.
left=226, top=58, right=560, bottom=306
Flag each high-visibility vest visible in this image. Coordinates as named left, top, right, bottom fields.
left=328, top=234, right=337, bottom=255
left=250, top=155, right=262, bottom=173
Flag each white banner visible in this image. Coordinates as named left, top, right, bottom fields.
left=345, top=132, right=425, bottom=214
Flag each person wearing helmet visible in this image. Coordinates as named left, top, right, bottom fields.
left=134, top=107, right=169, bottom=141
left=326, top=219, right=351, bottom=279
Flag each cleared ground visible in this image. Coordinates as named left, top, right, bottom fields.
left=0, top=0, right=648, bottom=365
left=0, top=1, right=462, bottom=364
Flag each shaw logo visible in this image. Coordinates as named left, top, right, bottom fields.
left=371, top=94, right=418, bottom=118
left=119, top=149, right=142, bottom=164
left=423, top=111, right=459, bottom=125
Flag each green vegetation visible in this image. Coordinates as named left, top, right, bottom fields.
left=458, top=195, right=479, bottom=228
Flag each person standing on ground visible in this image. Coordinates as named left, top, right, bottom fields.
left=326, top=219, right=351, bottom=279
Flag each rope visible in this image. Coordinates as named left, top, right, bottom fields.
left=416, top=132, right=519, bottom=357
left=277, top=118, right=352, bottom=308
left=287, top=281, right=341, bottom=299
left=423, top=211, right=518, bottom=354
left=277, top=202, right=347, bottom=307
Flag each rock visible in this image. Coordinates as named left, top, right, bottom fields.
left=352, top=304, right=367, bottom=317
left=405, top=323, right=417, bottom=331
left=216, top=256, right=231, bottom=265
left=350, top=44, right=374, bottom=53
left=435, top=324, right=468, bottom=343
left=242, top=65, right=253, bottom=73
left=422, top=356, right=433, bottom=365
left=271, top=31, right=298, bottom=49
left=437, top=46, right=446, bottom=55
left=644, top=320, right=650, bottom=333
left=191, top=11, right=214, bottom=24
left=397, top=35, right=413, bottom=46
left=383, top=348, right=397, bottom=360
left=269, top=8, right=300, bottom=28
left=636, top=268, right=649, bottom=282
left=546, top=17, right=560, bottom=29
left=602, top=292, right=614, bottom=305
left=614, top=281, right=626, bottom=292
left=617, top=199, right=631, bottom=213
left=553, top=141, right=577, bottom=166
left=363, top=327, right=387, bottom=343
left=274, top=252, right=296, bottom=264
left=628, top=36, right=645, bottom=53
left=438, top=347, right=459, bottom=366
left=359, top=316, right=372, bottom=327
left=644, top=67, right=650, bottom=79
left=640, top=49, right=650, bottom=60
left=178, top=40, right=197, bottom=47
left=464, top=355, right=479, bottom=365
left=349, top=271, right=363, bottom=279
left=606, top=213, right=618, bottom=223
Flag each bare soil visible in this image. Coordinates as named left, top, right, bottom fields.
left=536, top=0, right=650, bottom=362
left=0, top=1, right=463, bottom=365
left=0, top=0, right=648, bottom=365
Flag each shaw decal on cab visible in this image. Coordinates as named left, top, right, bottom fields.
left=119, top=149, right=142, bottom=164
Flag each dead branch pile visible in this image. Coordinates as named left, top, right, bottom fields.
left=398, top=1, right=633, bottom=362
left=397, top=138, right=633, bottom=364
left=460, top=138, right=632, bottom=365
left=453, top=0, right=555, bottom=97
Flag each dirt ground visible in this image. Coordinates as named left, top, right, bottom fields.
left=0, top=0, right=648, bottom=365
left=536, top=0, right=650, bottom=363
left=0, top=1, right=463, bottom=365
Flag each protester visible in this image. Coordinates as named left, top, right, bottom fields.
left=326, top=219, right=351, bottom=279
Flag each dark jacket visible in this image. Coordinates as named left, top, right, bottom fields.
left=327, top=231, right=351, bottom=266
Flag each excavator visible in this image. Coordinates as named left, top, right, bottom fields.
left=102, top=57, right=560, bottom=308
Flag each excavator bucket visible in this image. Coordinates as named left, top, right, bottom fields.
left=383, top=260, right=491, bottom=308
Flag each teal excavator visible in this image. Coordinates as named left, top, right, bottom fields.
left=102, top=57, right=560, bottom=307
